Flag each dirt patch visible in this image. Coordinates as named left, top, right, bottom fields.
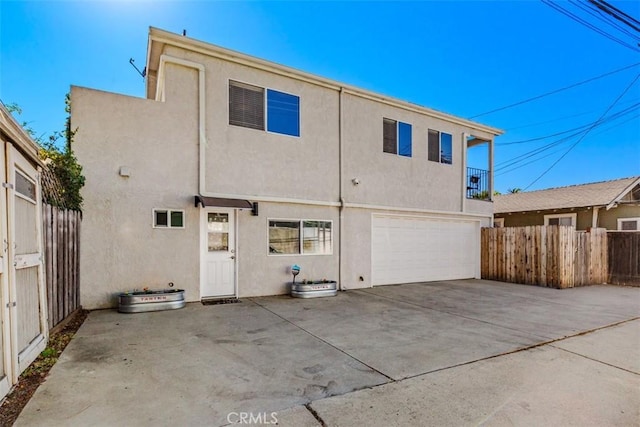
left=0, top=309, right=88, bottom=426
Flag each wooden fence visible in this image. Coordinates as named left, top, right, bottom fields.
left=481, top=226, right=607, bottom=288
left=608, top=232, right=640, bottom=286
left=43, top=204, right=81, bottom=329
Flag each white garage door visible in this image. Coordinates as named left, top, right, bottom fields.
left=372, top=215, right=479, bottom=285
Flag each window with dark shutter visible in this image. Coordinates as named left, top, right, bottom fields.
left=383, top=118, right=397, bottom=154
left=428, top=129, right=440, bottom=162
left=229, top=81, right=265, bottom=130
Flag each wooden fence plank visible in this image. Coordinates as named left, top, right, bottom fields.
left=481, top=225, right=608, bottom=289
left=42, top=204, right=81, bottom=330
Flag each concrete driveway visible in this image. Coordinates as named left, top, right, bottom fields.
left=17, top=280, right=640, bottom=426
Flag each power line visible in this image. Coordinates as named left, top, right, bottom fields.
left=496, top=111, right=640, bottom=176
left=469, top=61, right=640, bottom=119
left=504, top=97, right=640, bottom=130
left=541, top=0, right=640, bottom=52
left=497, top=102, right=640, bottom=145
left=523, top=72, right=640, bottom=190
left=588, top=0, right=640, bottom=32
left=573, top=0, right=640, bottom=41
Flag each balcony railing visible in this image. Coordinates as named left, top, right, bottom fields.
left=466, top=167, right=490, bottom=200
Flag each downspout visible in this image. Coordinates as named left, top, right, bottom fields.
left=157, top=55, right=207, bottom=195
left=339, top=87, right=345, bottom=291
left=461, top=133, right=468, bottom=212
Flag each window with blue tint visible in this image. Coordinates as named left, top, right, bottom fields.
left=398, top=122, right=412, bottom=157
left=267, top=89, right=300, bottom=137
left=428, top=129, right=453, bottom=165
left=440, top=132, right=452, bottom=164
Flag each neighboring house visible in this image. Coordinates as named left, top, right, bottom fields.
left=71, top=27, right=502, bottom=309
left=493, top=177, right=640, bottom=230
left=0, top=102, right=48, bottom=399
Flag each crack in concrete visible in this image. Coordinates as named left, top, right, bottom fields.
left=250, top=298, right=395, bottom=383
left=305, top=403, right=327, bottom=427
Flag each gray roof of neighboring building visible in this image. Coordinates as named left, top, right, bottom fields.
left=494, top=177, right=640, bottom=214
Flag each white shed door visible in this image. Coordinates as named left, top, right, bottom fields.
left=371, top=215, right=479, bottom=285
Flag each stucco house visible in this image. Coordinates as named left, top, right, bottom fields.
left=493, top=177, right=640, bottom=230
left=72, top=27, right=502, bottom=309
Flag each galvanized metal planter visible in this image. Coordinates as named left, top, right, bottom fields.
left=290, top=281, right=337, bottom=298
left=118, top=289, right=185, bottom=313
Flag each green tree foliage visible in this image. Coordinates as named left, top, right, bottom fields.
left=7, top=95, right=85, bottom=210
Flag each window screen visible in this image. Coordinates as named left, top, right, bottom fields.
left=621, top=220, right=638, bottom=231
left=383, top=118, right=397, bottom=154
left=229, top=81, right=264, bottom=130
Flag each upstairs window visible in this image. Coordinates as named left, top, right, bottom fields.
left=229, top=81, right=264, bottom=130
left=428, top=130, right=453, bottom=164
left=383, top=118, right=412, bottom=157
left=267, top=89, right=300, bottom=136
left=229, top=81, right=300, bottom=137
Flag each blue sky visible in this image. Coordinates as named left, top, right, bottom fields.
left=1, top=0, right=639, bottom=193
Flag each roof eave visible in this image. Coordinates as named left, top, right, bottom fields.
left=146, top=27, right=504, bottom=136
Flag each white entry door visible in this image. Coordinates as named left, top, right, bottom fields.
left=200, top=209, right=236, bottom=298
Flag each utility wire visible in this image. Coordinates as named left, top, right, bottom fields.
left=469, top=61, right=640, bottom=119
left=497, top=102, right=640, bottom=145
left=588, top=0, right=640, bottom=32
left=504, top=96, right=640, bottom=130
left=573, top=0, right=640, bottom=41
left=596, top=0, right=640, bottom=26
left=523, top=73, right=640, bottom=190
left=496, top=112, right=640, bottom=176
left=541, top=0, right=640, bottom=52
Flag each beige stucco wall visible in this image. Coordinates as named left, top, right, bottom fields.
left=161, top=45, right=341, bottom=202
left=237, top=203, right=339, bottom=297
left=73, top=40, right=496, bottom=308
left=72, top=76, right=201, bottom=309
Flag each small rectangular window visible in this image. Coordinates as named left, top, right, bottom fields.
left=383, top=118, right=397, bottom=154
left=208, top=212, right=229, bottom=251
left=229, top=81, right=264, bottom=130
left=15, top=170, right=36, bottom=201
left=303, top=221, right=332, bottom=254
left=398, top=122, right=412, bottom=157
left=440, top=133, right=452, bottom=164
left=269, top=220, right=301, bottom=254
left=154, top=209, right=185, bottom=229
left=544, top=213, right=575, bottom=227
left=428, top=129, right=453, bottom=164
left=267, top=89, right=300, bottom=136
left=618, top=218, right=640, bottom=231
left=383, top=118, right=412, bottom=157
left=269, top=219, right=333, bottom=255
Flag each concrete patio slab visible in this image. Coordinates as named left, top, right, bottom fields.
left=552, top=319, right=640, bottom=374
left=254, top=291, right=539, bottom=380
left=16, top=301, right=387, bottom=426
left=15, top=280, right=640, bottom=426
left=363, top=280, right=639, bottom=339
left=309, top=334, right=640, bottom=427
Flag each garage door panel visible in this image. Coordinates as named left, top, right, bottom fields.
left=372, top=215, right=479, bottom=286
